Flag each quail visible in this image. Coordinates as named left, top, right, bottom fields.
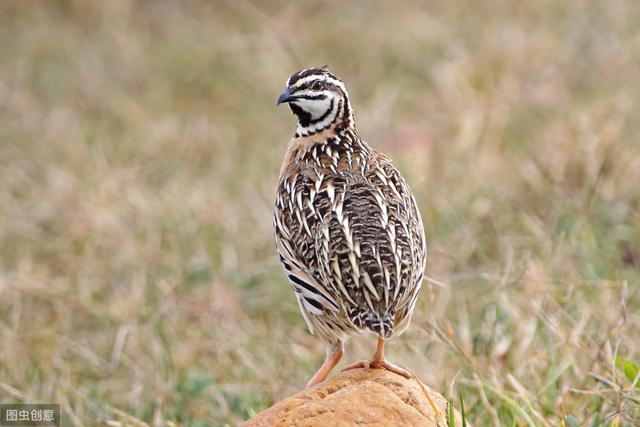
left=274, top=67, right=427, bottom=387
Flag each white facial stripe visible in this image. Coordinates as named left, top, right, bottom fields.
left=291, top=75, right=320, bottom=88
left=296, top=99, right=343, bottom=136
left=325, top=76, right=347, bottom=92
left=292, top=93, right=334, bottom=120
left=293, top=89, right=319, bottom=98
left=292, top=74, right=347, bottom=93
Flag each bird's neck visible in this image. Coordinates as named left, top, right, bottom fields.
left=279, top=123, right=368, bottom=180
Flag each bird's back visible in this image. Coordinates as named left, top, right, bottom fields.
left=274, top=129, right=426, bottom=340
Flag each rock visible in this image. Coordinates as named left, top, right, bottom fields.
left=244, top=368, right=465, bottom=426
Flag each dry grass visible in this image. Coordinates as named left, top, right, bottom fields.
left=1, top=1, right=639, bottom=425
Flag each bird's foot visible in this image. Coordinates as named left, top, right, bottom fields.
left=341, top=358, right=412, bottom=379
left=342, top=358, right=444, bottom=423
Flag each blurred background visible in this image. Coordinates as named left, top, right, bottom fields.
left=1, top=0, right=639, bottom=425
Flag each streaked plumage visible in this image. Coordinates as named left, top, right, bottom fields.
left=274, top=67, right=427, bottom=387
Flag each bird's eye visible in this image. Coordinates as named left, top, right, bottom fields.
left=311, top=81, right=323, bottom=91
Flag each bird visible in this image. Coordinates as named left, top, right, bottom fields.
left=274, top=66, right=427, bottom=388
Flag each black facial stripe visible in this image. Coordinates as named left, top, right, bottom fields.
left=287, top=67, right=340, bottom=87
left=309, top=99, right=335, bottom=124
left=335, top=86, right=351, bottom=121
left=289, top=70, right=321, bottom=86
left=289, top=103, right=311, bottom=127
left=296, top=94, right=326, bottom=101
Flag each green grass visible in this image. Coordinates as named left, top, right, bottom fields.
left=1, top=0, right=639, bottom=425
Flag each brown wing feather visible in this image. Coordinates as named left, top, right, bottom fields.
left=275, top=134, right=426, bottom=340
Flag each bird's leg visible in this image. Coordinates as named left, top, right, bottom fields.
left=306, top=342, right=344, bottom=388
left=341, top=336, right=411, bottom=379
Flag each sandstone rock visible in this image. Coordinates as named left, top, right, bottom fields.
left=244, top=368, right=465, bottom=426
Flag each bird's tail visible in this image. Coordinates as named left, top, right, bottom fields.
left=348, top=307, right=394, bottom=339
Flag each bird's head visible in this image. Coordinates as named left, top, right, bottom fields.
left=277, top=66, right=354, bottom=137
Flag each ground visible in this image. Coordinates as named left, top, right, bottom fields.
left=0, top=1, right=639, bottom=426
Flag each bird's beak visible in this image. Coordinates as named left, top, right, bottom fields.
left=276, top=87, right=296, bottom=105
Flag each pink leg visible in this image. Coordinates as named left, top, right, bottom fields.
left=306, top=343, right=344, bottom=388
